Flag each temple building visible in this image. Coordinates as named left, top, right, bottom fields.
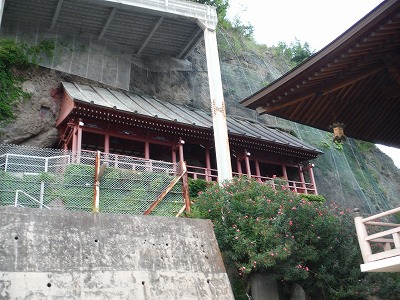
left=56, top=82, right=321, bottom=194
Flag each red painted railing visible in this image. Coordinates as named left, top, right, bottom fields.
left=187, top=165, right=317, bottom=195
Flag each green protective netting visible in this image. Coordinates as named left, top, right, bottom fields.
left=214, top=30, right=400, bottom=215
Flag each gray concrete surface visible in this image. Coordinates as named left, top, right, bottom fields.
left=0, top=207, right=234, bottom=299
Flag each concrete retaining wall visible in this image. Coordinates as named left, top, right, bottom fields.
left=0, top=207, right=234, bottom=299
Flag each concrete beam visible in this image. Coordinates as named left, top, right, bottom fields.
left=203, top=27, right=232, bottom=183
left=0, top=0, right=5, bottom=27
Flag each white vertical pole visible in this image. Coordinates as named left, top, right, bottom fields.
left=203, top=27, right=232, bottom=183
left=0, top=0, right=5, bottom=27
left=93, top=150, right=100, bottom=213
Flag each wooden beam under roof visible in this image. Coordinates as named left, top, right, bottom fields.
left=98, top=7, right=117, bottom=41
left=50, top=0, right=63, bottom=30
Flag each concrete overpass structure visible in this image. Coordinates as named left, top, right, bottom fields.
left=0, top=0, right=232, bottom=182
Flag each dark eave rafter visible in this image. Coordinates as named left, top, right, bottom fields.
left=258, top=65, right=385, bottom=114
left=241, top=0, right=400, bottom=147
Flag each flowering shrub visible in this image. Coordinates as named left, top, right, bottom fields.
left=190, top=177, right=367, bottom=299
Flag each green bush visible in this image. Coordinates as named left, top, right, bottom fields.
left=188, top=178, right=210, bottom=198
left=300, top=194, right=326, bottom=203
left=190, top=177, right=367, bottom=299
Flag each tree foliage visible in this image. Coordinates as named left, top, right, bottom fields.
left=192, top=0, right=229, bottom=24
left=190, top=177, right=391, bottom=299
left=273, top=38, right=314, bottom=66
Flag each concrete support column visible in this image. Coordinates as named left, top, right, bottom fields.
left=0, top=0, right=5, bottom=27
left=203, top=27, right=232, bottom=183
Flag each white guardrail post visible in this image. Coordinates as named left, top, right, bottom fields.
left=354, top=208, right=372, bottom=263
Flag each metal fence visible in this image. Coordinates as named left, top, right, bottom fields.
left=0, top=144, right=185, bottom=216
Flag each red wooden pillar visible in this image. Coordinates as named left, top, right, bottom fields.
left=172, top=147, right=177, bottom=164
left=145, top=135, right=150, bottom=160
left=281, top=164, right=288, bottom=180
left=298, top=166, right=307, bottom=194
left=205, top=146, right=211, bottom=182
left=178, top=138, right=185, bottom=162
left=236, top=156, right=242, bottom=175
left=103, top=132, right=110, bottom=166
left=104, top=133, right=110, bottom=153
left=71, top=125, right=77, bottom=153
left=77, top=120, right=83, bottom=152
left=244, top=149, right=251, bottom=178
left=309, top=164, right=318, bottom=195
left=255, top=159, right=261, bottom=182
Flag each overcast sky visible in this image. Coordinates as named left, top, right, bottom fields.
left=226, top=0, right=400, bottom=168
left=227, top=0, right=384, bottom=51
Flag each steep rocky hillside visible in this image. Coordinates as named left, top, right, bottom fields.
left=132, top=29, right=400, bottom=214
left=1, top=28, right=399, bottom=214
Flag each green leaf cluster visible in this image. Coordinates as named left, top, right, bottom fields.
left=0, top=39, right=54, bottom=125
left=272, top=39, right=314, bottom=67
left=190, top=177, right=368, bottom=299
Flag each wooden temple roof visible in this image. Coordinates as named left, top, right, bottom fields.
left=58, top=82, right=322, bottom=162
left=241, top=0, right=400, bottom=148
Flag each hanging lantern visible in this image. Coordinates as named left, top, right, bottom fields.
left=330, top=122, right=346, bottom=143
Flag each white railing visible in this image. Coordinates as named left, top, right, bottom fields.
left=186, top=166, right=317, bottom=195
left=354, top=207, right=400, bottom=267
left=116, top=0, right=217, bottom=29
left=0, top=153, right=70, bottom=173
left=14, top=190, right=51, bottom=210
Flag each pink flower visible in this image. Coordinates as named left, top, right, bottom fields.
left=305, top=267, right=309, bottom=271
left=235, top=236, right=239, bottom=240
left=289, top=220, right=293, bottom=226
left=244, top=215, right=248, bottom=219
left=270, top=253, right=274, bottom=256
left=236, top=229, right=240, bottom=232
left=292, top=207, right=297, bottom=210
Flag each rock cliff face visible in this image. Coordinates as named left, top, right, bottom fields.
left=1, top=30, right=399, bottom=214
